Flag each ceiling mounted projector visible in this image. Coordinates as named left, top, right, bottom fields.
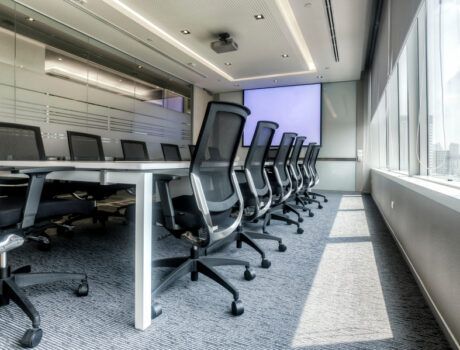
left=211, top=33, right=238, bottom=54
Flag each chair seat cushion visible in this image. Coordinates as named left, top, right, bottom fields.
left=0, top=196, right=95, bottom=228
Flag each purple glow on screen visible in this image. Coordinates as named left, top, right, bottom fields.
left=243, top=84, right=321, bottom=146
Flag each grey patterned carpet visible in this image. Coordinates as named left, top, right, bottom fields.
left=0, top=193, right=451, bottom=349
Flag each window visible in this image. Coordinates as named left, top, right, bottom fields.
left=387, top=71, right=399, bottom=170
left=427, top=0, right=460, bottom=181
left=398, top=47, right=409, bottom=172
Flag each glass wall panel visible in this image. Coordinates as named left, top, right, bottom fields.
left=427, top=0, right=460, bottom=181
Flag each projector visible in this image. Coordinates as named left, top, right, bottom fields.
left=211, top=33, right=238, bottom=54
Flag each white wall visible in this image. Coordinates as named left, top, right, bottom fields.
left=371, top=170, right=460, bottom=349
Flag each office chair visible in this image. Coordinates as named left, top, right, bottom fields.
left=299, top=143, right=326, bottom=208
left=231, top=121, right=287, bottom=268
left=188, top=144, right=195, bottom=158
left=152, top=101, right=255, bottom=318
left=121, top=139, right=149, bottom=161
left=286, top=137, right=314, bottom=217
left=161, top=143, right=182, bottom=161
left=307, top=144, right=328, bottom=203
left=263, top=133, right=304, bottom=234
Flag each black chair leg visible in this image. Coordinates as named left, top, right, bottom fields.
left=152, top=259, right=193, bottom=296
left=304, top=194, right=323, bottom=209
left=152, top=257, right=189, bottom=268
left=237, top=232, right=271, bottom=268
left=200, top=257, right=249, bottom=269
left=14, top=272, right=87, bottom=289
left=245, top=231, right=287, bottom=252
left=283, top=203, right=303, bottom=222
left=3, top=279, right=43, bottom=347
left=197, top=261, right=239, bottom=301
left=270, top=213, right=304, bottom=234
left=310, top=191, right=328, bottom=202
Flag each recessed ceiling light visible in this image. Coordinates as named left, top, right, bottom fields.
left=281, top=54, right=289, bottom=58
left=119, top=79, right=123, bottom=82
left=137, top=65, right=143, bottom=69
left=26, top=17, right=35, bottom=22
left=180, top=29, right=191, bottom=35
left=224, top=62, right=232, bottom=66
left=254, top=14, right=264, bottom=20
left=57, top=57, right=63, bottom=61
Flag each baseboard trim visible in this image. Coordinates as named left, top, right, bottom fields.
left=372, top=194, right=460, bottom=350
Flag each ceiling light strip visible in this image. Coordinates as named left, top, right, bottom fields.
left=102, top=0, right=234, bottom=81
left=274, top=0, right=316, bottom=71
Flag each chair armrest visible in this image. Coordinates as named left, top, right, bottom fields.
left=10, top=167, right=75, bottom=229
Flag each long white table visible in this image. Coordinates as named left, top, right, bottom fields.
left=0, top=160, right=190, bottom=331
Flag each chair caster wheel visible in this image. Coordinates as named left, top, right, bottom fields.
left=252, top=219, right=259, bottom=223
left=231, top=300, right=244, bottom=316
left=298, top=217, right=304, bottom=223
left=324, top=199, right=328, bottom=203
left=318, top=205, right=323, bottom=209
left=309, top=212, right=314, bottom=218
left=152, top=302, right=163, bottom=319
left=77, top=281, right=89, bottom=297
left=297, top=228, right=304, bottom=234
left=278, top=243, right=287, bottom=252
left=302, top=208, right=307, bottom=212
left=313, top=195, right=317, bottom=199
left=244, top=268, right=256, bottom=281
left=261, top=259, right=271, bottom=269
left=287, top=222, right=292, bottom=225
left=20, top=328, right=42, bottom=348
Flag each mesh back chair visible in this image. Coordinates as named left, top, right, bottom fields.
left=67, top=131, right=104, bottom=161
left=299, top=143, right=326, bottom=208
left=0, top=124, right=92, bottom=347
left=263, top=133, right=304, bottom=234
left=0, top=123, right=44, bottom=196
left=161, top=143, right=182, bottom=161
left=188, top=144, right=195, bottom=159
left=285, top=137, right=314, bottom=217
left=121, top=140, right=149, bottom=161
left=226, top=121, right=287, bottom=268
left=309, top=145, right=328, bottom=203
left=152, top=101, right=255, bottom=318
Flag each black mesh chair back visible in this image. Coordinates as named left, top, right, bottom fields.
left=190, top=101, right=250, bottom=245
left=311, top=145, right=321, bottom=185
left=267, top=148, right=277, bottom=161
left=245, top=121, right=278, bottom=196
left=290, top=136, right=306, bottom=178
left=121, top=140, right=149, bottom=161
left=273, top=132, right=297, bottom=186
left=289, top=137, right=306, bottom=192
left=161, top=143, right=182, bottom=161
left=0, top=123, right=45, bottom=160
left=302, top=142, right=316, bottom=187
left=188, top=145, right=196, bottom=159
left=67, top=131, right=104, bottom=161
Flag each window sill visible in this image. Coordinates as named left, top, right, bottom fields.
left=372, top=168, right=460, bottom=214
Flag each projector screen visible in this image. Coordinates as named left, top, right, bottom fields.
left=243, top=84, right=322, bottom=146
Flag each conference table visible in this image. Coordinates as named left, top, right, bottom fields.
left=0, top=160, right=191, bottom=331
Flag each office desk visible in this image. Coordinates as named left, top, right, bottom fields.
left=0, top=160, right=189, bottom=331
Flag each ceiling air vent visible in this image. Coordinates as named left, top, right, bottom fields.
left=324, top=0, right=339, bottom=62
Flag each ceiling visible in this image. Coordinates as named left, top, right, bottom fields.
left=15, top=0, right=374, bottom=93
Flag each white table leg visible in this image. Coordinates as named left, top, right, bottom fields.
left=134, top=173, right=153, bottom=330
